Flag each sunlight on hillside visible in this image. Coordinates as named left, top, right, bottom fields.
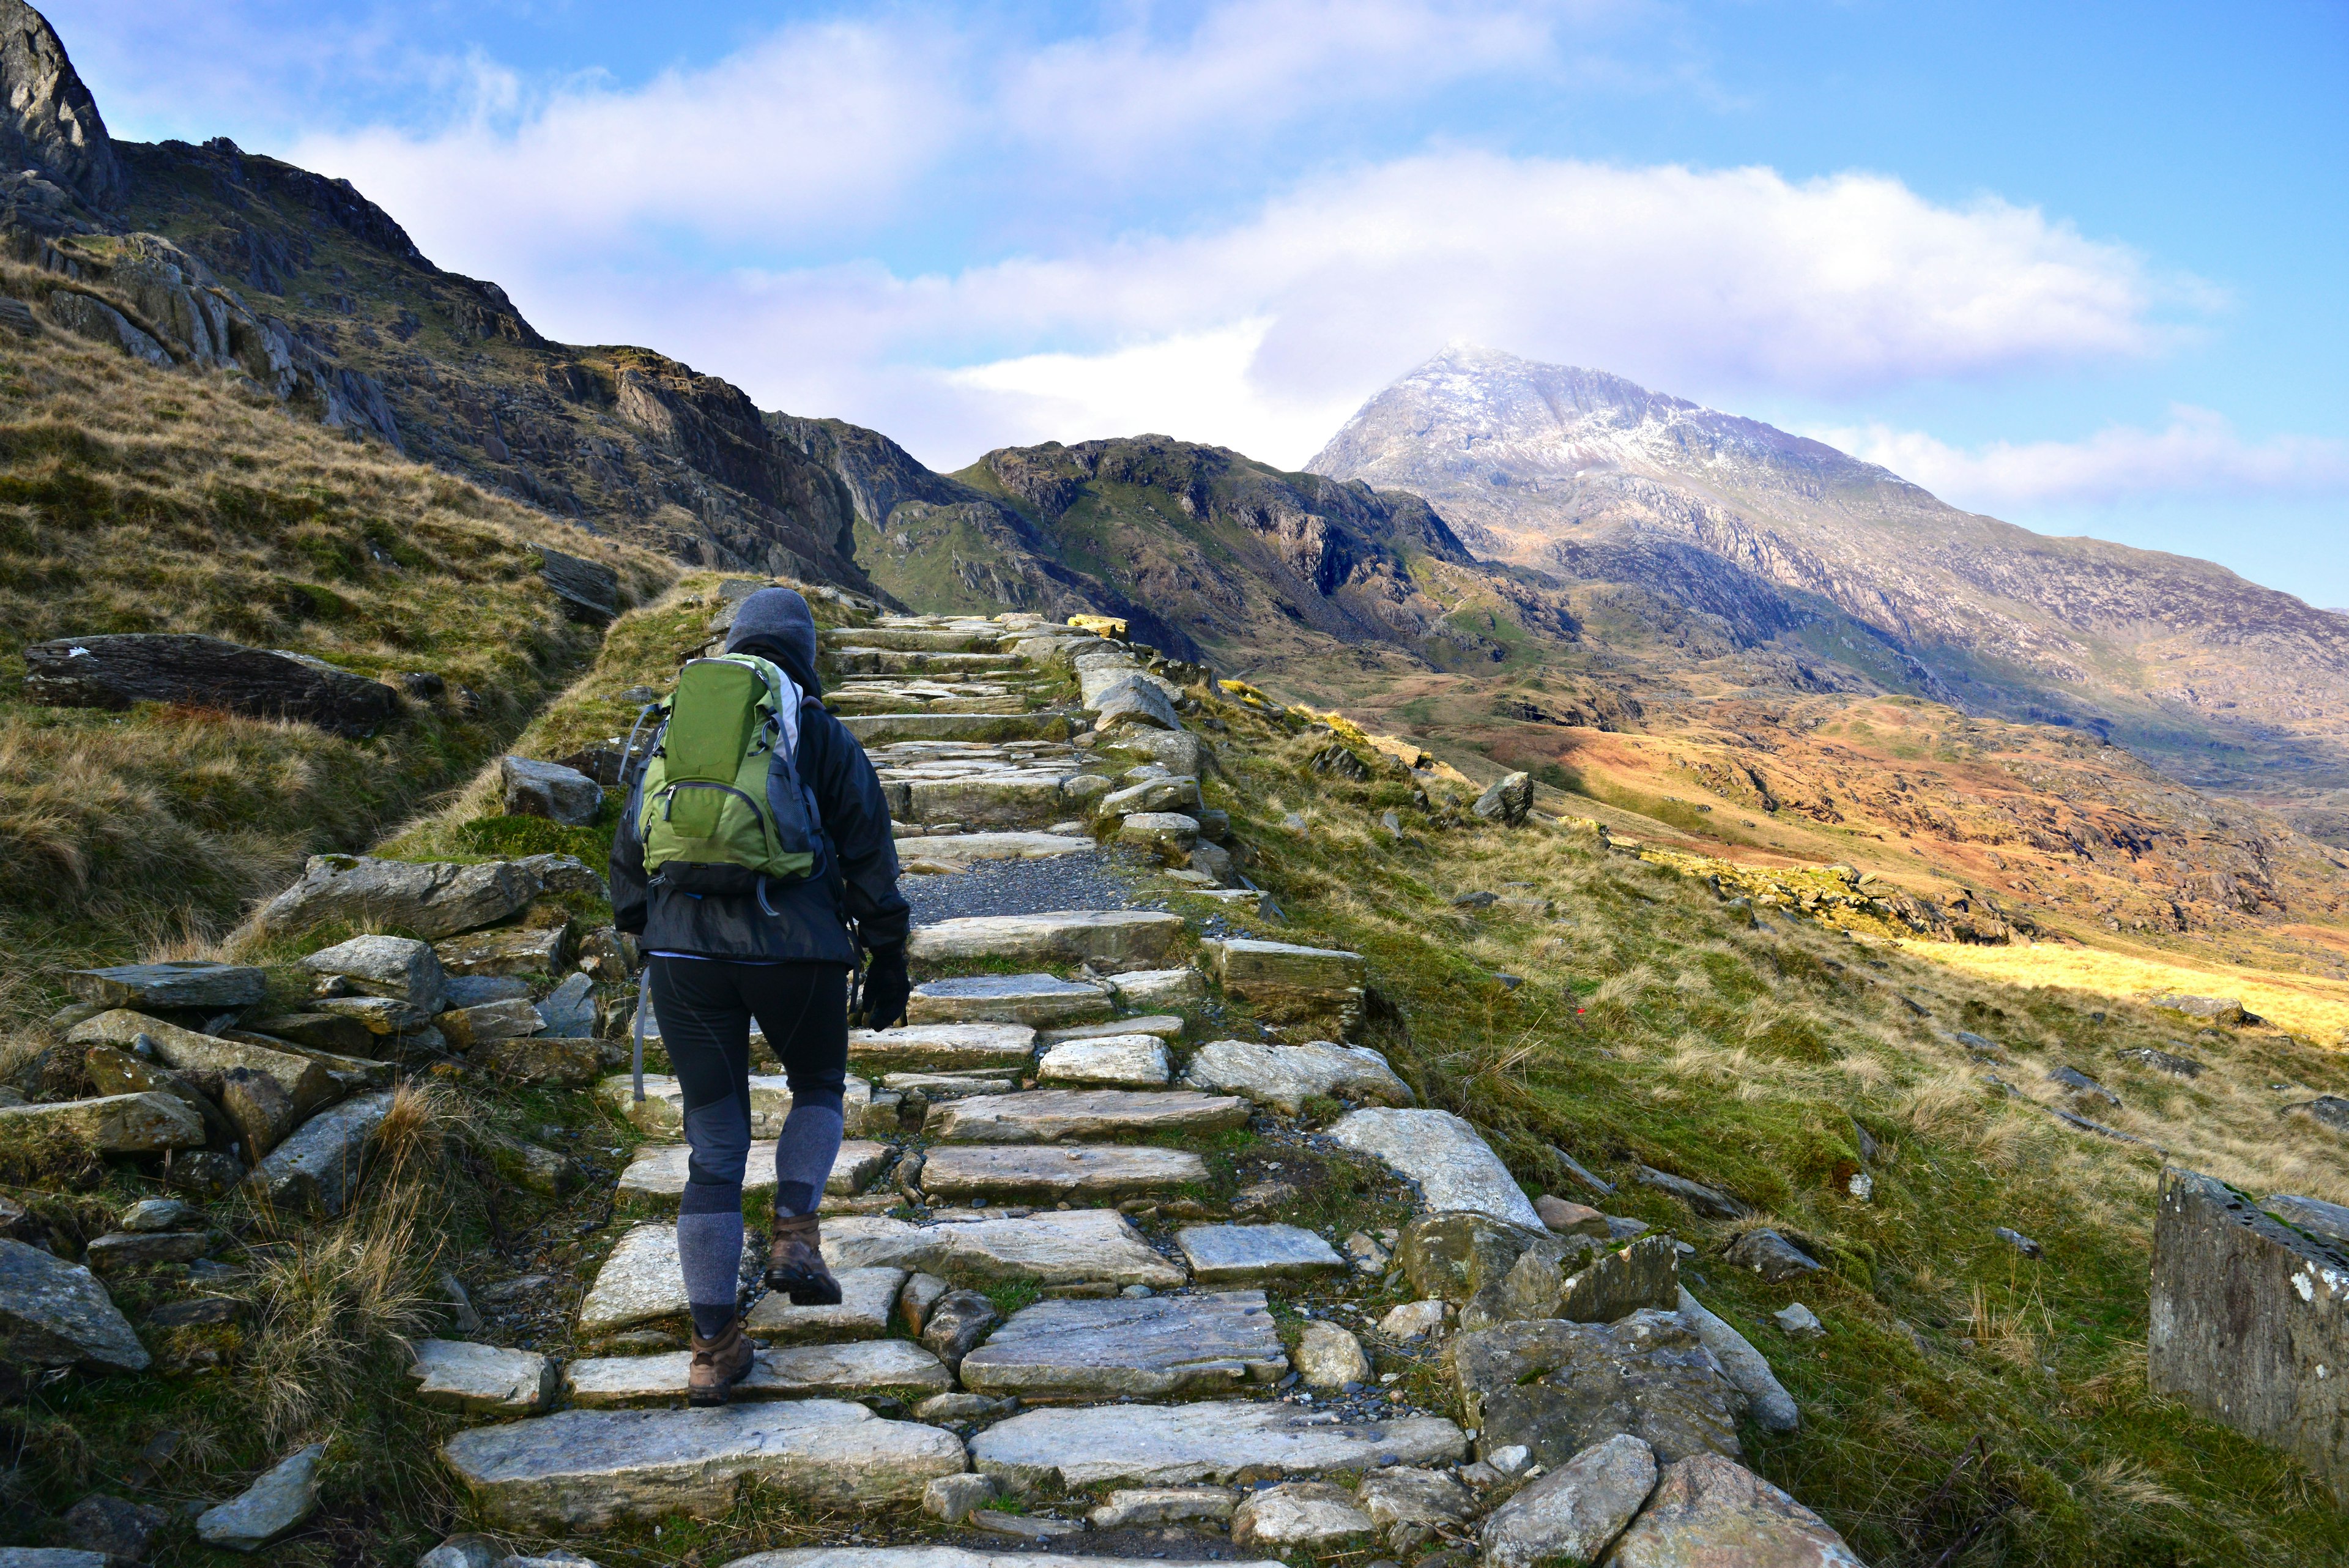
left=1899, top=938, right=2349, bottom=1046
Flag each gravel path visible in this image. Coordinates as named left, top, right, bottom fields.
left=900, top=846, right=1172, bottom=923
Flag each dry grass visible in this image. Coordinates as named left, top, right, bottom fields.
left=0, top=309, right=673, bottom=1016
left=1902, top=937, right=2349, bottom=1046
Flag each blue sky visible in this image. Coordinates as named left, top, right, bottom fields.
left=49, top=1, right=2349, bottom=601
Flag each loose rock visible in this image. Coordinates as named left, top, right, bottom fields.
left=1480, top=1433, right=1657, bottom=1568
left=1181, top=1039, right=1412, bottom=1114
left=1231, top=1482, right=1375, bottom=1551
left=1332, top=1109, right=1544, bottom=1228
left=1295, top=1320, right=1371, bottom=1389
left=64, top=962, right=264, bottom=1012
left=299, top=935, right=447, bottom=1012
left=0, top=1239, right=147, bottom=1369
left=1722, top=1230, right=1823, bottom=1284
left=502, top=756, right=603, bottom=826
left=409, top=1339, right=560, bottom=1414
left=1177, top=1223, right=1347, bottom=1285
left=1450, top=1308, right=1745, bottom=1466
left=195, top=1443, right=326, bottom=1552
left=1606, top=1453, right=1865, bottom=1567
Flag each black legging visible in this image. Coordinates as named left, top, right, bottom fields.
left=647, top=958, right=850, bottom=1218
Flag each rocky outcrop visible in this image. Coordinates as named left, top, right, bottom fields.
left=0, top=1, right=119, bottom=208
left=23, top=634, right=398, bottom=736
left=2150, top=1167, right=2349, bottom=1502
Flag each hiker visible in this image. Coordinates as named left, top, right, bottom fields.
left=610, top=587, right=911, bottom=1405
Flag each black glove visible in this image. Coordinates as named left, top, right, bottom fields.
left=861, top=942, right=910, bottom=1031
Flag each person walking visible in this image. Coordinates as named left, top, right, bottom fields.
left=610, top=587, right=911, bottom=1405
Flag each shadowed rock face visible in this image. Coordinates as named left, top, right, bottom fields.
left=0, top=1, right=121, bottom=208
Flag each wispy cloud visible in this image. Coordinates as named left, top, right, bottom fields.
left=1820, top=408, right=2349, bottom=509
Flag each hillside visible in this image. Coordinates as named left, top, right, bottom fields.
left=1308, top=346, right=2349, bottom=839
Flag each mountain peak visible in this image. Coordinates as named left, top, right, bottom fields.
left=0, top=0, right=121, bottom=207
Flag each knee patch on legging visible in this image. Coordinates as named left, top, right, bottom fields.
left=682, top=1098, right=751, bottom=1202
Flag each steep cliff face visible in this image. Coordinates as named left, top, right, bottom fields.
left=1310, top=346, right=2349, bottom=828
left=0, top=0, right=118, bottom=209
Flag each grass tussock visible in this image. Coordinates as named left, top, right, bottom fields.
left=0, top=310, right=674, bottom=1022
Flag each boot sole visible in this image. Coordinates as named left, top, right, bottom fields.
left=766, top=1268, right=844, bottom=1306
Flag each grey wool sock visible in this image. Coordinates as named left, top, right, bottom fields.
left=675, top=1205, right=744, bottom=1338
left=772, top=1100, right=845, bottom=1218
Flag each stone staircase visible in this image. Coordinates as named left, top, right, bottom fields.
left=408, top=611, right=1839, bottom=1566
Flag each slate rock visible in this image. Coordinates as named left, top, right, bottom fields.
left=907, top=910, right=1184, bottom=971
left=409, top=1338, right=559, bottom=1414
left=1380, top=1299, right=1447, bottom=1340
left=535, top=973, right=598, bottom=1038
left=84, top=1231, right=211, bottom=1275
left=1677, top=1288, right=1798, bottom=1433
left=536, top=546, right=620, bottom=622
left=439, top=998, right=543, bottom=1049
left=439, top=1402, right=965, bottom=1529
left=2287, top=1096, right=2349, bottom=1134
left=259, top=855, right=539, bottom=940
left=906, top=975, right=1113, bottom=1028
left=1181, top=1039, right=1413, bottom=1113
left=565, top=1339, right=951, bottom=1406
left=1334, top=1110, right=1543, bottom=1227
left=195, top=1443, right=326, bottom=1551
left=1398, top=1211, right=1567, bottom=1314
left=848, top=1023, right=1037, bottom=1075
left=80, top=1044, right=240, bottom=1152
left=2147, top=994, right=2245, bottom=1027
left=217, top=1068, right=295, bottom=1158
left=918, top=1289, right=999, bottom=1372
left=1232, top=1481, right=1375, bottom=1550
left=1536, top=1194, right=1611, bottom=1237
left=1480, top=1432, right=1657, bottom=1568
left=442, top=975, right=535, bottom=1008
left=1106, top=967, right=1205, bottom=1009
left=1607, top=1453, right=1866, bottom=1567
left=2265, top=1194, right=2349, bottom=1249
left=2118, top=1046, right=2203, bottom=1079
left=311, top=994, right=432, bottom=1036
left=417, top=1536, right=503, bottom=1568
left=1774, top=1304, right=1824, bottom=1339
left=1093, top=676, right=1179, bottom=731
left=64, top=962, right=264, bottom=1012
left=973, top=1401, right=1466, bottom=1489
left=1203, top=938, right=1367, bottom=1031
left=916, top=1143, right=1205, bottom=1203
left=502, top=756, right=603, bottom=826
left=822, top=1209, right=1184, bottom=1290
left=0, top=1239, right=147, bottom=1371
left=1994, top=1227, right=2043, bottom=1259
left=1722, top=1230, right=1823, bottom=1284
left=61, top=1493, right=169, bottom=1562
left=299, top=935, right=447, bottom=1012
left=1450, top=1308, right=1745, bottom=1466
left=1118, top=811, right=1200, bottom=857
left=1088, top=1485, right=1238, bottom=1530
left=24, top=634, right=395, bottom=738
left=1636, top=1166, right=1753, bottom=1219
left=0, top=1091, right=205, bottom=1154
left=2049, top=1065, right=2120, bottom=1107
left=1037, top=1035, right=1170, bottom=1087
left=926, top=1088, right=1248, bottom=1143
left=1176, top=1224, right=1347, bottom=1285
left=743, top=1266, right=908, bottom=1343
left=436, top=924, right=571, bottom=977
left=924, top=1473, right=1001, bottom=1524
left=959, top=1290, right=1286, bottom=1399
left=1509, top=1234, right=1680, bottom=1328
left=899, top=1273, right=950, bottom=1336
left=475, top=1035, right=619, bottom=1086
left=244, top=1089, right=396, bottom=1217
left=119, top=1197, right=191, bottom=1233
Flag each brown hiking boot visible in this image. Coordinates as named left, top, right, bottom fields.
left=765, top=1211, right=842, bottom=1305
left=687, top=1317, right=755, bottom=1406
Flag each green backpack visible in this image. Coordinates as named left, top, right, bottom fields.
left=627, top=654, right=823, bottom=896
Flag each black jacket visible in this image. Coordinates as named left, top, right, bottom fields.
left=609, top=694, right=908, bottom=964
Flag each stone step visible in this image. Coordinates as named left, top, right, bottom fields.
left=746, top=1266, right=908, bottom=1342
left=615, top=1140, right=893, bottom=1203
left=1038, top=1014, right=1186, bottom=1045
left=907, top=975, right=1114, bottom=1028
left=820, top=626, right=1012, bottom=652
left=892, top=832, right=1097, bottom=868
left=971, top=1401, right=1466, bottom=1490
left=1179, top=1039, right=1414, bottom=1115
left=1330, top=1109, right=1544, bottom=1228
left=828, top=649, right=1027, bottom=675
left=439, top=1401, right=966, bottom=1531
left=829, top=691, right=1024, bottom=717
left=842, top=713, right=1071, bottom=745
left=823, top=1209, right=1186, bottom=1290
left=717, top=1551, right=1278, bottom=1568
left=916, top=1144, right=1207, bottom=1203
left=908, top=910, right=1184, bottom=970
left=1036, top=1035, right=1171, bottom=1087
left=850, top=1023, right=1037, bottom=1074
left=925, top=1088, right=1249, bottom=1143
left=957, top=1288, right=1287, bottom=1400
left=598, top=1074, right=878, bottom=1138
left=566, top=1339, right=951, bottom=1408
left=1176, top=1224, right=1348, bottom=1285
left=880, top=1071, right=1017, bottom=1099
left=882, top=772, right=1099, bottom=830
left=579, top=1222, right=708, bottom=1339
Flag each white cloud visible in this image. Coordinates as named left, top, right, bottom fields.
left=1820, top=408, right=2349, bottom=508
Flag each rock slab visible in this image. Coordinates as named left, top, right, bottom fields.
left=566, top=1339, right=951, bottom=1406
left=245, top=1089, right=396, bottom=1217
left=1330, top=1108, right=1543, bottom=1227
left=409, top=1338, right=558, bottom=1414
left=0, top=1239, right=148, bottom=1370
left=1607, top=1453, right=1866, bottom=1567
left=1480, top=1433, right=1656, bottom=1568
left=1176, top=1224, right=1348, bottom=1285
left=973, top=1401, right=1466, bottom=1488
left=907, top=910, right=1182, bottom=972
left=196, top=1443, right=326, bottom=1551
left=926, top=1088, right=1248, bottom=1143
left=1182, top=1039, right=1411, bottom=1113
left=440, top=1401, right=968, bottom=1529
left=822, top=1210, right=1183, bottom=1289
left=959, top=1290, right=1286, bottom=1399
left=64, top=962, right=264, bottom=1011
left=1451, top=1308, right=1745, bottom=1468
left=24, top=634, right=395, bottom=738
left=916, top=1143, right=1206, bottom=1202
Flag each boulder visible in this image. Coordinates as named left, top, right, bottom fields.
left=195, top=1443, right=326, bottom=1551
left=0, top=1239, right=148, bottom=1370
left=1231, top=1482, right=1374, bottom=1551
left=2151, top=1167, right=2349, bottom=1501
left=1606, top=1454, right=1866, bottom=1567
left=1480, top=1433, right=1657, bottom=1568
left=2287, top=1096, right=2349, bottom=1135
left=23, top=635, right=395, bottom=738
left=62, top=962, right=264, bottom=1011
left=2265, top=1194, right=2349, bottom=1248
left=216, top=1068, right=296, bottom=1157
left=1093, top=677, right=1179, bottom=732
left=1511, top=1235, right=1681, bottom=1328
left=1098, top=726, right=1215, bottom=778
left=1330, top=1109, right=1543, bottom=1227
left=2147, top=994, right=2246, bottom=1027
left=1449, top=1308, right=1746, bottom=1467
left=1398, top=1211, right=1583, bottom=1325
left=1107, top=968, right=1204, bottom=1009
left=1472, top=772, right=1535, bottom=826
left=1181, top=1039, right=1412, bottom=1113
left=1294, top=1320, right=1371, bottom=1389
left=1118, top=811, right=1200, bottom=858
left=1096, top=777, right=1203, bottom=817
left=502, top=756, right=603, bottom=827
left=299, top=935, right=446, bottom=1012
left=0, top=1091, right=204, bottom=1154
left=1203, top=938, right=1367, bottom=1034
left=259, top=855, right=538, bottom=940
